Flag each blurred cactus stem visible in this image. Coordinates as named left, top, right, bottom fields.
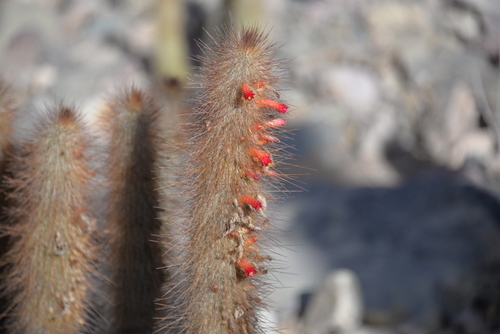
left=155, top=0, right=190, bottom=88
left=0, top=105, right=99, bottom=334
left=224, top=0, right=267, bottom=28
left=0, top=80, right=16, bottom=330
left=100, top=88, right=164, bottom=334
left=0, top=80, right=15, bottom=173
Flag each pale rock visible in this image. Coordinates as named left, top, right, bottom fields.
left=450, top=130, right=494, bottom=168
left=319, top=66, right=380, bottom=116
left=425, top=82, right=488, bottom=168
left=367, top=2, right=433, bottom=50
left=445, top=4, right=482, bottom=41
left=33, top=64, right=58, bottom=90
left=303, top=269, right=364, bottom=334
left=442, top=83, right=478, bottom=143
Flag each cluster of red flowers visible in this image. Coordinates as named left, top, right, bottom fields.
left=230, top=81, right=288, bottom=278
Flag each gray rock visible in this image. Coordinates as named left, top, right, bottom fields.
left=303, top=269, right=364, bottom=334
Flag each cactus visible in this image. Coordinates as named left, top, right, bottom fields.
left=99, top=88, right=164, bottom=333
left=163, top=26, right=289, bottom=334
left=0, top=105, right=99, bottom=333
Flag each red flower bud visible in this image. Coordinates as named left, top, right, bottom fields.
left=237, top=259, right=257, bottom=277
left=265, top=118, right=287, bottom=127
left=238, top=195, right=263, bottom=211
left=255, top=133, right=279, bottom=145
left=257, top=99, right=288, bottom=114
left=248, top=148, right=272, bottom=166
left=245, top=236, right=258, bottom=246
left=240, top=83, right=255, bottom=100
left=251, top=118, right=287, bottom=131
left=243, top=169, right=260, bottom=180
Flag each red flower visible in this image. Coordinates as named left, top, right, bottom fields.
left=238, top=195, right=263, bottom=210
left=256, top=99, right=288, bottom=113
left=240, top=83, right=255, bottom=100
left=238, top=259, right=257, bottom=277
left=248, top=148, right=272, bottom=166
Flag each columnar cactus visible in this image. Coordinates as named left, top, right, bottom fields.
left=99, top=89, right=164, bottom=333
left=0, top=106, right=99, bottom=334
left=164, top=26, right=289, bottom=334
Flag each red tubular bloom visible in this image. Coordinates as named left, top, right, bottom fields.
left=245, top=236, right=258, bottom=246
left=240, top=83, right=255, bottom=100
left=238, top=195, right=263, bottom=211
left=237, top=259, right=257, bottom=277
left=251, top=118, right=287, bottom=131
left=251, top=123, right=264, bottom=131
left=264, top=118, right=287, bottom=127
left=255, top=133, right=279, bottom=145
left=243, top=169, right=260, bottom=180
left=256, top=99, right=288, bottom=114
left=248, top=148, right=272, bottom=166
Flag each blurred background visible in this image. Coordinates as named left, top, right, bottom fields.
left=1, top=0, right=500, bottom=333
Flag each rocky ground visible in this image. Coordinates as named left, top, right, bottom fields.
left=1, top=0, right=500, bottom=333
